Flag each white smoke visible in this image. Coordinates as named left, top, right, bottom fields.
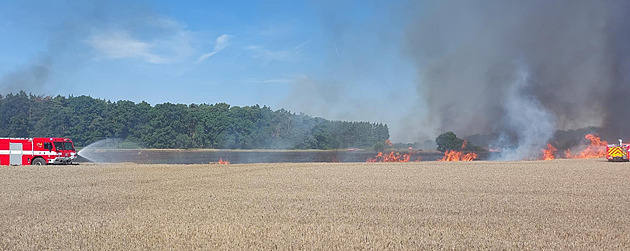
left=494, top=65, right=556, bottom=160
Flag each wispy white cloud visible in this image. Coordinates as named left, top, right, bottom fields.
left=196, top=34, right=232, bottom=63
left=86, top=17, right=194, bottom=64
left=149, top=16, right=183, bottom=30
left=245, top=41, right=310, bottom=64
left=87, top=30, right=167, bottom=63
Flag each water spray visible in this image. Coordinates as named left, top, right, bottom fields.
left=78, top=138, right=130, bottom=163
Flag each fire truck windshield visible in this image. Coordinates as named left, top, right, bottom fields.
left=53, top=142, right=75, bottom=151
left=54, top=142, right=64, bottom=150
left=64, top=142, right=75, bottom=151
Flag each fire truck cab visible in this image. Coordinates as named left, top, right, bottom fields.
left=0, top=138, right=77, bottom=166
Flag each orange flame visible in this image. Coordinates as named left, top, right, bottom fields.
left=218, top=158, right=230, bottom=165
left=564, top=149, right=572, bottom=158
left=542, top=144, right=557, bottom=160
left=385, top=139, right=393, bottom=147
left=436, top=139, right=478, bottom=161
left=367, top=151, right=415, bottom=162
left=438, top=150, right=478, bottom=161
left=565, top=134, right=608, bottom=159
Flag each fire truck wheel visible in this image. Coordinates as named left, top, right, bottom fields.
left=32, top=158, right=46, bottom=166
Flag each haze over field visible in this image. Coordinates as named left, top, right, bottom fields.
left=2, top=0, right=629, bottom=152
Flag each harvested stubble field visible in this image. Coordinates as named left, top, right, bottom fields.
left=1, top=159, right=630, bottom=250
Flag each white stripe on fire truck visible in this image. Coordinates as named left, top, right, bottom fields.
left=34, top=151, right=58, bottom=155
left=0, top=151, right=58, bottom=155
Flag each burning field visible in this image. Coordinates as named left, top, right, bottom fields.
left=365, top=133, right=610, bottom=164
left=2, top=160, right=630, bottom=250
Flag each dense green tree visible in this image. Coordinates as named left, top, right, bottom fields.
left=435, top=131, right=465, bottom=152
left=2, top=91, right=31, bottom=137
left=0, top=92, right=390, bottom=149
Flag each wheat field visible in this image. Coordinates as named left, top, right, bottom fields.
left=1, top=159, right=629, bottom=250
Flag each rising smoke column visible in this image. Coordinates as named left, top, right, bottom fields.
left=0, top=56, right=52, bottom=94
left=497, top=64, right=556, bottom=160
left=404, top=0, right=630, bottom=159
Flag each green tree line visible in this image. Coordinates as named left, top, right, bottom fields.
left=0, top=91, right=389, bottom=149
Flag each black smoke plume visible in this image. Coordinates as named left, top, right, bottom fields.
left=404, top=0, right=630, bottom=159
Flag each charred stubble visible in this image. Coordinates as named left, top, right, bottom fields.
left=1, top=160, right=629, bottom=250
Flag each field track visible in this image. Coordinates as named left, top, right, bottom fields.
left=1, top=159, right=630, bottom=250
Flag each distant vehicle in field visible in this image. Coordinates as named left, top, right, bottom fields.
left=606, top=139, right=630, bottom=162
left=0, top=138, right=77, bottom=166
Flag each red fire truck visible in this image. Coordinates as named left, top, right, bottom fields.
left=606, top=139, right=630, bottom=162
left=0, top=138, right=77, bottom=166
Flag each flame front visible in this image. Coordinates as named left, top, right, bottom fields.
left=542, top=144, right=557, bottom=160
left=437, top=140, right=478, bottom=161
left=368, top=134, right=608, bottom=163
left=367, top=151, right=415, bottom=162
left=565, top=134, right=608, bottom=159
left=438, top=150, right=478, bottom=161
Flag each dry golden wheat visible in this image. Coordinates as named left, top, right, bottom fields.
left=1, top=159, right=629, bottom=250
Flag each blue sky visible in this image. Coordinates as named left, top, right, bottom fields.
left=0, top=0, right=421, bottom=141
